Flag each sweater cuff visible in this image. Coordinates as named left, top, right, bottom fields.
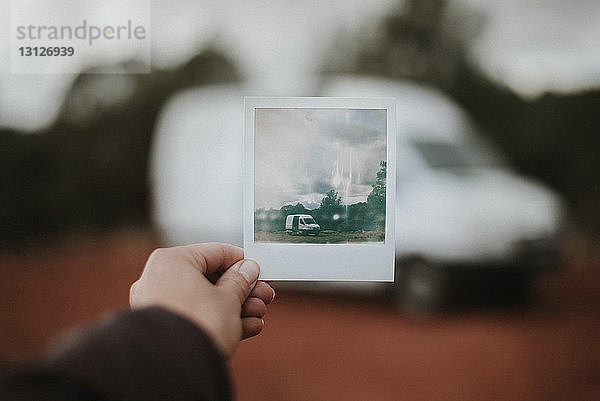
left=42, top=307, right=232, bottom=401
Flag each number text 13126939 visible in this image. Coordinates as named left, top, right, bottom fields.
left=18, top=47, right=75, bottom=57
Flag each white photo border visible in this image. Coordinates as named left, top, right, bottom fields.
left=244, top=97, right=396, bottom=281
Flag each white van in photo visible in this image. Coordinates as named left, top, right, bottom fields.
left=285, top=214, right=321, bottom=236
left=150, top=74, right=564, bottom=310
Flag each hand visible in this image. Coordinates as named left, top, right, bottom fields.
left=129, top=243, right=275, bottom=358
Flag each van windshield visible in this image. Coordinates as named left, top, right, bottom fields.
left=412, top=138, right=507, bottom=170
left=303, top=217, right=316, bottom=224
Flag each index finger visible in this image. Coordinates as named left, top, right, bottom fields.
left=178, top=243, right=244, bottom=276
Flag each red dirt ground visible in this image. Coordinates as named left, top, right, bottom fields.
left=1, top=229, right=599, bottom=400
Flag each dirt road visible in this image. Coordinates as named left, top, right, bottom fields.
left=1, top=230, right=598, bottom=400
left=232, top=289, right=600, bottom=401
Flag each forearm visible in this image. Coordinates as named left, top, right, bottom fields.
left=0, top=307, right=232, bottom=401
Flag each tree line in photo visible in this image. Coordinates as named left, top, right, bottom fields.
left=255, top=161, right=386, bottom=233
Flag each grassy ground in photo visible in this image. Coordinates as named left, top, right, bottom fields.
left=254, top=230, right=384, bottom=244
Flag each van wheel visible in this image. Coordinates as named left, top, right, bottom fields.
left=396, top=259, right=447, bottom=314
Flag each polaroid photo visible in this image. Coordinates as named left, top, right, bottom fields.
left=244, top=97, right=396, bottom=281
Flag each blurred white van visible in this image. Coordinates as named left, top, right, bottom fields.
left=150, top=75, right=564, bottom=310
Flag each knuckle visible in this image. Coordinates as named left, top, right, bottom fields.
left=147, top=247, right=183, bottom=267
left=220, top=274, right=249, bottom=298
left=152, top=246, right=178, bottom=258
left=148, top=247, right=168, bottom=262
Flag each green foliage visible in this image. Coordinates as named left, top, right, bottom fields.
left=366, top=161, right=387, bottom=231
left=280, top=202, right=309, bottom=218
left=337, top=203, right=368, bottom=232
left=315, top=189, right=344, bottom=230
left=254, top=208, right=283, bottom=233
left=320, top=189, right=343, bottom=210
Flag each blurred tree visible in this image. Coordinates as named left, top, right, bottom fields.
left=0, top=47, right=239, bottom=245
left=330, top=0, right=483, bottom=88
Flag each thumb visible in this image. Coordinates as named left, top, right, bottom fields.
left=216, top=259, right=260, bottom=304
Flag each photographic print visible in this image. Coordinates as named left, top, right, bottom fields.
left=254, top=108, right=387, bottom=244
left=244, top=97, right=396, bottom=281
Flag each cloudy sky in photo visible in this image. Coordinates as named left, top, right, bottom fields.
left=254, top=108, right=386, bottom=210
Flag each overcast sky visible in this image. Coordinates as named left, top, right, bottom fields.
left=255, top=108, right=387, bottom=210
left=1, top=0, right=599, bottom=130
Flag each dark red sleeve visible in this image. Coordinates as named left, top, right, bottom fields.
left=0, top=307, right=232, bottom=401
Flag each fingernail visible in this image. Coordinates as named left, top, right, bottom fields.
left=238, top=259, right=260, bottom=284
left=271, top=288, right=276, bottom=302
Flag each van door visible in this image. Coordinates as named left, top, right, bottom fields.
left=292, top=216, right=299, bottom=232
